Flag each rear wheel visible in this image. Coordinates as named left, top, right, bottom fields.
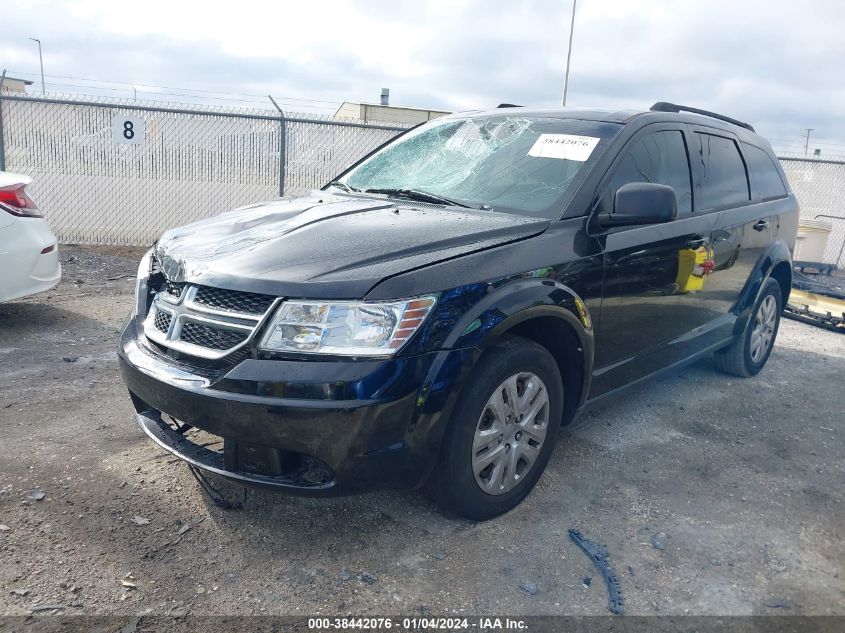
left=428, top=336, right=563, bottom=520
left=714, top=277, right=782, bottom=377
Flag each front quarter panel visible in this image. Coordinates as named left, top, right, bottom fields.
left=397, top=274, right=597, bottom=487
left=443, top=277, right=594, bottom=354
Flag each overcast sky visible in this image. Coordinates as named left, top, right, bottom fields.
left=3, top=0, right=844, bottom=154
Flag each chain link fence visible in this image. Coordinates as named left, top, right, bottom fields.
left=778, top=153, right=845, bottom=267
left=0, top=93, right=408, bottom=245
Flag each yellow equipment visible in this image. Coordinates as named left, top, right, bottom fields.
left=676, top=245, right=713, bottom=293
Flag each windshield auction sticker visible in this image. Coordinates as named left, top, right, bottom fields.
left=528, top=134, right=600, bottom=161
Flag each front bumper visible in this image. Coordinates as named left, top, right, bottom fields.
left=135, top=410, right=336, bottom=490
left=119, top=321, right=472, bottom=494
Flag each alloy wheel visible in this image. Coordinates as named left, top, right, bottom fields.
left=750, top=294, right=777, bottom=363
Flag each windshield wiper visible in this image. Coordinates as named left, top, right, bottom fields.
left=326, top=181, right=361, bottom=193
left=361, top=188, right=473, bottom=209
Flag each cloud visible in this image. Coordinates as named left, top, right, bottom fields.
left=2, top=0, right=844, bottom=152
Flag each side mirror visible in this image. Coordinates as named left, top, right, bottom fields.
left=597, top=182, right=678, bottom=228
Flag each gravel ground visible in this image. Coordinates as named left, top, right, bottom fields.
left=0, top=245, right=843, bottom=617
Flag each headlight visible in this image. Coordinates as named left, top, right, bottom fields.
left=259, top=296, right=437, bottom=356
left=131, top=249, right=154, bottom=319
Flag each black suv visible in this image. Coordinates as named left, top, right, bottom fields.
left=119, top=102, right=798, bottom=520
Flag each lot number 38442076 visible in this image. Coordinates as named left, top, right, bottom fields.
left=112, top=116, right=146, bottom=145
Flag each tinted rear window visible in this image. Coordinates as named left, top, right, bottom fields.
left=741, top=143, right=787, bottom=200
left=693, top=133, right=750, bottom=211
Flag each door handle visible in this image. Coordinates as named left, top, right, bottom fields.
left=753, top=220, right=769, bottom=232
left=685, top=237, right=707, bottom=249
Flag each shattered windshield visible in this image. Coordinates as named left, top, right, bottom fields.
left=338, top=115, right=621, bottom=218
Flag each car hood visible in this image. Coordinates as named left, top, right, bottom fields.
left=154, top=192, right=550, bottom=298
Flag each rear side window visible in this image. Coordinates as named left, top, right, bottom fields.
left=603, top=130, right=692, bottom=213
left=693, top=133, right=749, bottom=211
left=741, top=143, right=787, bottom=200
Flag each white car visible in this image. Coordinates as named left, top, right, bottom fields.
left=0, top=171, right=61, bottom=302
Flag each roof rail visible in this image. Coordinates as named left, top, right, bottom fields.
left=497, top=103, right=522, bottom=108
left=650, top=102, right=755, bottom=132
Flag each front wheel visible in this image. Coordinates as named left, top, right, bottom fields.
left=427, top=336, right=563, bottom=520
left=714, top=277, right=782, bottom=377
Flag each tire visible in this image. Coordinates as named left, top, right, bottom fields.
left=713, top=277, right=782, bottom=377
left=427, top=335, right=564, bottom=521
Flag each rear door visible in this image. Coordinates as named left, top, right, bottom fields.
left=591, top=125, right=722, bottom=397
left=688, top=130, right=780, bottom=326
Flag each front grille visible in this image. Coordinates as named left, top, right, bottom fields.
left=194, top=286, right=275, bottom=315
left=163, top=281, right=185, bottom=298
left=144, top=280, right=275, bottom=360
left=154, top=309, right=172, bottom=333
left=180, top=322, right=248, bottom=350
left=225, top=347, right=251, bottom=366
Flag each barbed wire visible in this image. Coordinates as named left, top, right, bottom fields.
left=5, top=70, right=345, bottom=112
left=5, top=70, right=345, bottom=105
left=0, top=91, right=414, bottom=129
left=777, top=151, right=845, bottom=163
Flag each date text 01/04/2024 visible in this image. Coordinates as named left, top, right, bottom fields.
left=306, top=617, right=528, bottom=630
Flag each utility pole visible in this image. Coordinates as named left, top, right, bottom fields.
left=804, top=128, right=813, bottom=156
left=562, top=0, right=577, bottom=106
left=28, top=38, right=45, bottom=95
left=0, top=70, right=7, bottom=171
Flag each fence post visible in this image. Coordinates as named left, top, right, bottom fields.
left=0, top=70, right=7, bottom=172
left=268, top=95, right=286, bottom=197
